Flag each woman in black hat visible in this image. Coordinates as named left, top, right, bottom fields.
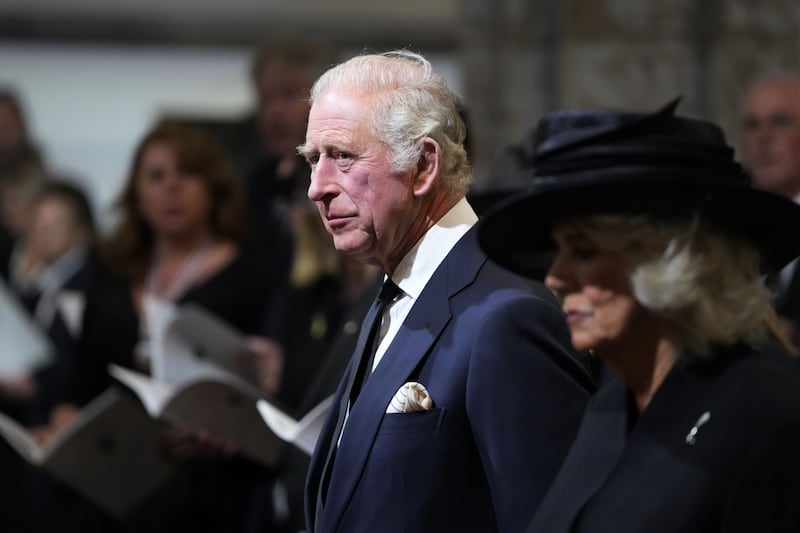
left=479, top=100, right=800, bottom=532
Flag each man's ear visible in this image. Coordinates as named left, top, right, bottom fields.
left=412, top=137, right=441, bottom=198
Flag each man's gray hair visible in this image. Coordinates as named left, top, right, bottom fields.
left=309, top=50, right=471, bottom=195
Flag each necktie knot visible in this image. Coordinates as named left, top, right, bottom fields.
left=377, top=278, right=401, bottom=307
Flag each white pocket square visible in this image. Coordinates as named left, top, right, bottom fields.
left=386, top=382, right=434, bottom=414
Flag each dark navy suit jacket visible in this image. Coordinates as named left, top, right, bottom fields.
left=527, top=343, right=800, bottom=533
left=305, top=229, right=594, bottom=533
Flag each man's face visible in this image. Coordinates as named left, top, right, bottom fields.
left=28, top=196, right=87, bottom=265
left=301, top=90, right=419, bottom=270
left=256, top=64, right=313, bottom=159
left=743, top=80, right=800, bottom=199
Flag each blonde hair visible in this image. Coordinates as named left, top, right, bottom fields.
left=309, top=50, right=471, bottom=196
left=289, top=203, right=341, bottom=288
left=571, top=214, right=772, bottom=356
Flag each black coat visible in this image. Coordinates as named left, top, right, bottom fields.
left=528, top=342, right=800, bottom=533
left=61, top=251, right=280, bottom=533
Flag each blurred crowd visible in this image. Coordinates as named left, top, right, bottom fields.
left=0, top=41, right=379, bottom=533
left=1, top=38, right=800, bottom=533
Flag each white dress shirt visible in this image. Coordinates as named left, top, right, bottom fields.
left=338, top=197, right=478, bottom=442
left=371, top=197, right=478, bottom=371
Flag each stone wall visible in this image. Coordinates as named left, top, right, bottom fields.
left=2, top=0, right=797, bottom=189
left=460, top=0, right=800, bottom=189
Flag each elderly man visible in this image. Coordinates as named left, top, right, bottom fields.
left=743, top=77, right=800, bottom=199
left=743, top=76, right=800, bottom=345
left=299, top=50, right=594, bottom=533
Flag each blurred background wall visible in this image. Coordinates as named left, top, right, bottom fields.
left=1, top=0, right=798, bottom=229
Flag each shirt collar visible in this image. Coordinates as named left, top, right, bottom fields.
left=36, top=246, right=88, bottom=292
left=391, top=197, right=478, bottom=300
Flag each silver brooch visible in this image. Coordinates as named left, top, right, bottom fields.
left=685, top=411, right=711, bottom=445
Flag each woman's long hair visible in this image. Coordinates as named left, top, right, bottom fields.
left=102, top=121, right=245, bottom=281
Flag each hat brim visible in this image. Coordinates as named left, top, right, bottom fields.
left=478, top=177, right=800, bottom=277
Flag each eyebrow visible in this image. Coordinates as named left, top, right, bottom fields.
left=298, top=136, right=362, bottom=157
left=296, top=143, right=314, bottom=157
left=744, top=111, right=797, bottom=123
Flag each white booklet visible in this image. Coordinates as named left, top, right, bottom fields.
left=147, top=301, right=258, bottom=388
left=109, top=364, right=283, bottom=467
left=0, top=387, right=174, bottom=517
left=0, top=278, right=53, bottom=375
left=256, top=395, right=333, bottom=456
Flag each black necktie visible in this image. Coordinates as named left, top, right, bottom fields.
left=349, top=278, right=401, bottom=402
left=315, top=277, right=401, bottom=530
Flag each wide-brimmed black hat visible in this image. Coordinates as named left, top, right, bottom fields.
left=478, top=98, right=800, bottom=276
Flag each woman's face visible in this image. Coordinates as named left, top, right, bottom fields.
left=135, top=142, right=212, bottom=240
left=544, top=221, right=644, bottom=354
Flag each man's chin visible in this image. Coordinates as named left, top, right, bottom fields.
left=332, top=237, right=370, bottom=259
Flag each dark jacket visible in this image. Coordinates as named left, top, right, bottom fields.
left=528, top=342, right=800, bottom=533
left=306, top=229, right=594, bottom=533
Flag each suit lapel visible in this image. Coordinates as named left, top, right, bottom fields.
left=528, top=378, right=629, bottom=532
left=323, top=230, right=485, bottom=532
left=529, top=357, right=714, bottom=532
left=305, top=355, right=357, bottom=530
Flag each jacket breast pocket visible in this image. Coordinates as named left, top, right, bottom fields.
left=376, top=407, right=447, bottom=435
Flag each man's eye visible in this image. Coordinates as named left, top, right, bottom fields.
left=743, top=117, right=759, bottom=131
left=770, top=115, right=793, bottom=129
left=306, top=154, right=319, bottom=166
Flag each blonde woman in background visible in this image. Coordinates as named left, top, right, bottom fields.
left=480, top=100, right=800, bottom=533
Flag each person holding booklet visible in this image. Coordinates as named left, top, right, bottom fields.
left=0, top=180, right=99, bottom=533
left=3, top=180, right=98, bottom=425
left=37, top=121, right=288, bottom=532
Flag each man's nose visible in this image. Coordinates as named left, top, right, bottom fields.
left=754, top=122, right=774, bottom=143
left=308, top=157, right=337, bottom=201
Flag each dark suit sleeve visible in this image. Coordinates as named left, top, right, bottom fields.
left=466, top=293, right=592, bottom=532
left=65, top=267, right=139, bottom=407
left=722, top=416, right=800, bottom=532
